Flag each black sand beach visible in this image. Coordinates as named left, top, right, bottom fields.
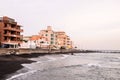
left=5, top=53, right=120, bottom=80
left=1, top=52, right=120, bottom=80
left=0, top=54, right=38, bottom=80
left=0, top=52, right=72, bottom=80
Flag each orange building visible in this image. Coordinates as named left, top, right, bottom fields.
left=55, top=31, right=73, bottom=49
left=0, top=16, right=23, bottom=48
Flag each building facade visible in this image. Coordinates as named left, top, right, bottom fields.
left=55, top=31, right=73, bottom=49
left=0, top=16, right=23, bottom=48
left=39, top=26, right=56, bottom=48
left=39, top=26, right=73, bottom=49
left=21, top=35, right=49, bottom=49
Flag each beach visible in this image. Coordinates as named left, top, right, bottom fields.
left=0, top=54, right=43, bottom=80
left=1, top=53, right=120, bottom=80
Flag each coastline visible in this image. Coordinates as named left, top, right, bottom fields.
left=0, top=49, right=120, bottom=80
left=0, top=55, right=36, bottom=80
left=0, top=51, right=74, bottom=80
left=4, top=53, right=120, bottom=80
left=0, top=53, right=68, bottom=80
left=0, top=48, right=107, bottom=56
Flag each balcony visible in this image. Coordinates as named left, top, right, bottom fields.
left=4, top=33, right=23, bottom=38
left=15, top=35, right=23, bottom=38
left=4, top=26, right=11, bottom=30
left=4, top=33, right=11, bottom=36
left=10, top=21, right=17, bottom=25
left=3, top=40, right=22, bottom=44
left=4, top=27, right=23, bottom=32
left=16, top=29, right=23, bottom=32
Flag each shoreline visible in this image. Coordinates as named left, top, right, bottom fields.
left=0, top=52, right=75, bottom=80
left=0, top=49, right=120, bottom=80
left=0, top=48, right=120, bottom=56
left=4, top=53, right=120, bottom=80
left=0, top=48, right=103, bottom=56
left=0, top=55, right=37, bottom=80
left=0, top=53, right=69, bottom=80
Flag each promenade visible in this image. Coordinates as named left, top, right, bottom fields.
left=0, top=48, right=77, bottom=55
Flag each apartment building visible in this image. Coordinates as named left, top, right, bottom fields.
left=21, top=35, right=49, bottom=49
left=39, top=26, right=73, bottom=49
left=30, top=35, right=49, bottom=48
left=55, top=31, right=73, bottom=49
left=0, top=16, right=23, bottom=48
left=39, top=26, right=56, bottom=48
left=66, top=36, right=73, bottom=49
left=55, top=31, right=66, bottom=48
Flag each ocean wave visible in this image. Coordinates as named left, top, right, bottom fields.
left=6, top=70, right=37, bottom=80
left=87, top=63, right=101, bottom=67
left=7, top=54, right=70, bottom=80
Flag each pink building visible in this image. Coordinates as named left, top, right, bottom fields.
left=39, top=26, right=73, bottom=49
left=39, top=26, right=56, bottom=48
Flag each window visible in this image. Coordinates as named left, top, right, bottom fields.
left=4, top=23, right=7, bottom=27
left=51, top=41, right=54, bottom=44
left=4, top=37, right=7, bottom=40
left=51, top=38, right=54, bottom=40
left=4, top=30, right=7, bottom=34
left=51, top=34, right=54, bottom=37
left=45, top=34, right=48, bottom=36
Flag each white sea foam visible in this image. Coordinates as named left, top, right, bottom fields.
left=87, top=63, right=101, bottom=67
left=7, top=54, right=74, bottom=80
left=61, top=54, right=69, bottom=59
left=45, top=56, right=57, bottom=61
left=6, top=70, right=37, bottom=80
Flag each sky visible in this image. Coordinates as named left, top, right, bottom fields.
left=0, top=0, right=120, bottom=50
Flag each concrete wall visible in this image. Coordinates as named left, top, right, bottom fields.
left=0, top=48, right=76, bottom=55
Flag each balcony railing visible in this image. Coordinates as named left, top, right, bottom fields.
left=3, top=40, right=22, bottom=44
left=4, top=33, right=23, bottom=38
left=4, top=27, right=23, bottom=32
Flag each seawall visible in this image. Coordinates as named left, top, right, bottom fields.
left=0, top=48, right=78, bottom=56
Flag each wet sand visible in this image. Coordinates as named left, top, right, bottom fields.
left=0, top=53, right=45, bottom=80
left=0, top=53, right=65, bottom=80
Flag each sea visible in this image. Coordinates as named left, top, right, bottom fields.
left=6, top=53, right=120, bottom=80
